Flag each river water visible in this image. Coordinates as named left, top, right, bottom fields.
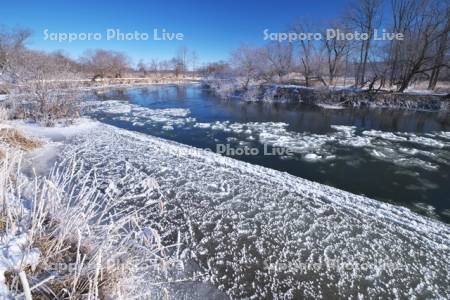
left=87, top=84, right=450, bottom=223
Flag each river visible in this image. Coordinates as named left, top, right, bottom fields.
left=88, top=84, right=450, bottom=223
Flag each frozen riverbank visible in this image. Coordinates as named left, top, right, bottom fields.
left=26, top=120, right=449, bottom=299
left=204, top=81, right=450, bottom=111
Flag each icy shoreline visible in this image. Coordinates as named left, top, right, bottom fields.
left=204, top=82, right=450, bottom=111
left=22, top=120, right=449, bottom=299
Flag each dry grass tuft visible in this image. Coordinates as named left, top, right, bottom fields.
left=0, top=148, right=5, bottom=160
left=0, top=128, right=42, bottom=151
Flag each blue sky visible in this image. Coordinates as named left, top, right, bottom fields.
left=2, top=0, right=347, bottom=65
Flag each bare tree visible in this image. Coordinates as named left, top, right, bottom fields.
left=389, top=0, right=448, bottom=91
left=176, top=46, right=189, bottom=75
left=190, top=51, right=199, bottom=75
left=198, top=61, right=230, bottom=78
left=80, top=49, right=131, bottom=80
left=323, top=21, right=351, bottom=85
left=428, top=3, right=450, bottom=89
left=137, top=59, right=147, bottom=76
left=388, top=0, right=421, bottom=86
left=170, top=57, right=184, bottom=78
left=230, top=45, right=262, bottom=89
left=158, top=60, right=170, bottom=73
left=149, top=59, right=159, bottom=76
left=348, top=0, right=383, bottom=87
left=261, top=42, right=294, bottom=83
left=291, top=19, right=318, bottom=86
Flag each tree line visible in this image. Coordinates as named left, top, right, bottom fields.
left=0, top=27, right=198, bottom=87
left=205, top=0, right=450, bottom=92
left=0, top=26, right=199, bottom=124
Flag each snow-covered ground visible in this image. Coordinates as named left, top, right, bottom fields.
left=0, top=234, right=40, bottom=297
left=22, top=120, right=449, bottom=299
left=10, top=119, right=99, bottom=176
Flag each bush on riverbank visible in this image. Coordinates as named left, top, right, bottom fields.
left=3, top=92, right=82, bottom=126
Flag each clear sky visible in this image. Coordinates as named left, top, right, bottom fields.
left=2, top=0, right=348, bottom=65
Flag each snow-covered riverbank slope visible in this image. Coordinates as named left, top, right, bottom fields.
left=23, top=120, right=449, bottom=299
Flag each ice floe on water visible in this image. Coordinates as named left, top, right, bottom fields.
left=88, top=100, right=195, bottom=129
left=88, top=100, right=450, bottom=171
left=202, top=121, right=450, bottom=170
left=39, top=122, right=449, bottom=299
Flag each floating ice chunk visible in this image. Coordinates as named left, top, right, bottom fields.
left=189, top=120, right=450, bottom=171
left=316, top=103, right=345, bottom=109
left=304, top=153, right=321, bottom=161
left=394, top=158, right=439, bottom=171
left=369, top=149, right=387, bottom=158
left=226, top=137, right=238, bottom=142
left=89, top=100, right=194, bottom=129
left=330, top=125, right=356, bottom=137
left=362, top=130, right=408, bottom=142
left=434, top=131, right=450, bottom=141
left=194, top=123, right=211, bottom=129
left=398, top=147, right=419, bottom=155
left=407, top=135, right=446, bottom=148
left=93, top=100, right=132, bottom=114
left=162, top=125, right=174, bottom=131
left=338, top=136, right=372, bottom=147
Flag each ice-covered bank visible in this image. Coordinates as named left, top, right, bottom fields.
left=204, top=82, right=450, bottom=111
left=27, top=121, right=449, bottom=299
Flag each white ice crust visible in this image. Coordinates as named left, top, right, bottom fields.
left=37, top=121, right=449, bottom=299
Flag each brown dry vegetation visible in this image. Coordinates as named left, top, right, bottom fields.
left=0, top=128, right=42, bottom=151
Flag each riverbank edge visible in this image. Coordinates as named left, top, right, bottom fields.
left=0, top=78, right=201, bottom=97
left=203, top=82, right=450, bottom=111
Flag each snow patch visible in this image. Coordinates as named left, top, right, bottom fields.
left=0, top=233, right=40, bottom=297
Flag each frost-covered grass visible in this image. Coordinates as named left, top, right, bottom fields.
left=0, top=144, right=179, bottom=298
